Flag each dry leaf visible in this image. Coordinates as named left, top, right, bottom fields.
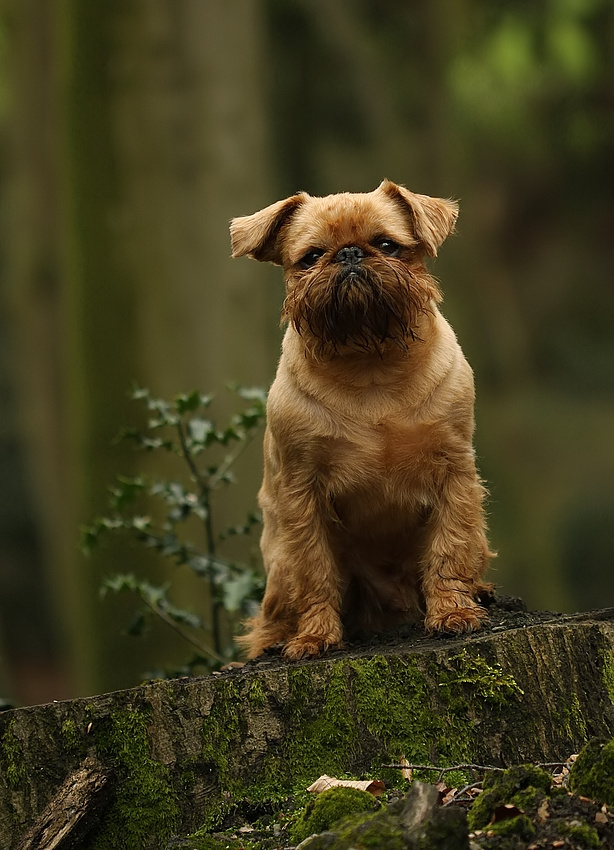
left=307, top=775, right=385, bottom=796
left=439, top=785, right=457, bottom=806
left=536, top=799, right=550, bottom=823
left=595, top=812, right=608, bottom=824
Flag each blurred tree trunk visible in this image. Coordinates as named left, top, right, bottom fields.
left=3, top=0, right=276, bottom=699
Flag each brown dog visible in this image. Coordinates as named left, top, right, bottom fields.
left=230, top=180, right=493, bottom=660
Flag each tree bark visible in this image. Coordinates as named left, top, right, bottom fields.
left=1, top=610, right=614, bottom=849
left=15, top=757, right=111, bottom=850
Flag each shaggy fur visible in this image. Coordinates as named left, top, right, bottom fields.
left=230, top=180, right=493, bottom=660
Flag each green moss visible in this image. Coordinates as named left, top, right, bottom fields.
left=444, top=649, right=524, bottom=707
left=295, top=796, right=468, bottom=850
left=87, top=706, right=180, bottom=850
left=285, top=663, right=360, bottom=784
left=559, top=820, right=601, bottom=848
left=291, top=787, right=378, bottom=843
left=201, top=679, right=243, bottom=782
left=569, top=737, right=614, bottom=805
left=351, top=654, right=475, bottom=785
left=570, top=693, right=588, bottom=741
left=467, top=765, right=551, bottom=830
left=194, top=649, right=525, bottom=828
left=486, top=813, right=535, bottom=839
left=1, top=720, right=27, bottom=789
left=247, top=678, right=267, bottom=708
left=301, top=809, right=403, bottom=850
left=602, top=650, right=614, bottom=708
left=336, top=810, right=405, bottom=850
left=60, top=717, right=84, bottom=755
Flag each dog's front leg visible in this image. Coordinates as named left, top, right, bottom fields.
left=250, top=480, right=343, bottom=660
left=421, top=460, right=490, bottom=633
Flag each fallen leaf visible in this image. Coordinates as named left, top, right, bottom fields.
left=537, top=799, right=550, bottom=823
left=307, top=775, right=385, bottom=796
left=552, top=841, right=566, bottom=848
left=595, top=812, right=608, bottom=824
left=440, top=786, right=457, bottom=806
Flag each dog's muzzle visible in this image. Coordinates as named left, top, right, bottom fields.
left=335, top=245, right=365, bottom=267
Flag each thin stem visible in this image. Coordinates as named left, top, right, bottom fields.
left=382, top=763, right=506, bottom=775
left=143, top=597, right=225, bottom=664
left=175, top=418, right=222, bottom=655
left=176, top=419, right=209, bottom=493
left=208, top=425, right=261, bottom=490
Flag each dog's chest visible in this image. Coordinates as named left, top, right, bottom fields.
left=318, top=416, right=445, bottom=502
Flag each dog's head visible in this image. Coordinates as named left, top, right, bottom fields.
left=230, top=180, right=458, bottom=358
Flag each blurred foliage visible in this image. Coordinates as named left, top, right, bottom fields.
left=82, top=386, right=266, bottom=675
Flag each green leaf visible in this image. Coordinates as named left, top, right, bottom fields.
left=230, top=384, right=268, bottom=405
left=100, top=573, right=140, bottom=597
left=220, top=511, right=262, bottom=540
left=159, top=601, right=203, bottom=630
left=188, top=418, right=215, bottom=444
left=222, top=570, right=257, bottom=613
left=175, top=390, right=202, bottom=415
left=109, top=476, right=147, bottom=510
left=130, top=386, right=151, bottom=402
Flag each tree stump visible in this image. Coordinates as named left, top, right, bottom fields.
left=1, top=605, right=614, bottom=849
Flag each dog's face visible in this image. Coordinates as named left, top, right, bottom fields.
left=231, top=180, right=458, bottom=357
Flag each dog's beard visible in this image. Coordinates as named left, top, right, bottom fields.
left=282, top=260, right=441, bottom=359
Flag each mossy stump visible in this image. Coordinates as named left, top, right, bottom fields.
left=1, top=610, right=614, bottom=849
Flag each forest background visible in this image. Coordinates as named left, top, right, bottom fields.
left=0, top=0, right=612, bottom=706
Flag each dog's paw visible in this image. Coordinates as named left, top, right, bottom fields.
left=425, top=605, right=488, bottom=634
left=281, top=634, right=340, bottom=660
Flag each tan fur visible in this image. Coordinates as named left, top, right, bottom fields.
left=230, top=180, right=493, bottom=660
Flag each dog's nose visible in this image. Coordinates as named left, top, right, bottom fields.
left=335, top=245, right=365, bottom=265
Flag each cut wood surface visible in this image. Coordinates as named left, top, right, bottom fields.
left=1, top=605, right=614, bottom=849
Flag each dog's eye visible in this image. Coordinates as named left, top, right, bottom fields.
left=299, top=249, right=325, bottom=269
left=374, top=238, right=400, bottom=256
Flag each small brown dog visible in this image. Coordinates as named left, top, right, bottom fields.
left=230, top=180, right=492, bottom=660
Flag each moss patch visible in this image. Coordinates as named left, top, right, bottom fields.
left=0, top=720, right=27, bottom=789
left=86, top=706, right=179, bottom=850
left=195, top=648, right=528, bottom=827
left=291, top=786, right=378, bottom=843
left=569, top=737, right=614, bottom=805
left=602, top=650, right=614, bottom=708
left=467, top=764, right=551, bottom=831
left=559, top=820, right=601, bottom=848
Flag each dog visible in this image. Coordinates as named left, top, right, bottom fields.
left=230, top=180, right=493, bottom=660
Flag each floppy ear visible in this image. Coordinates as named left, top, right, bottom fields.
left=378, top=179, right=458, bottom=257
left=230, top=193, right=308, bottom=265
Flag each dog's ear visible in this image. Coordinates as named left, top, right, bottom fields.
left=378, top=180, right=458, bottom=257
left=230, top=193, right=308, bottom=265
